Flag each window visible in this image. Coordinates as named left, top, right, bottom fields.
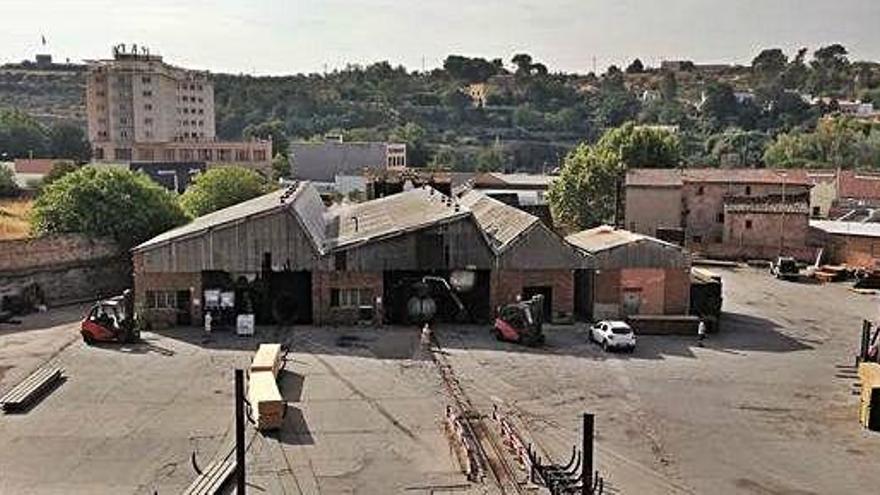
left=812, top=206, right=820, bottom=217
left=142, top=90, right=152, bottom=97
left=146, top=291, right=177, bottom=309
left=142, top=76, right=152, bottom=84
left=144, top=103, right=152, bottom=111
left=334, top=252, right=347, bottom=271
left=745, top=220, right=753, bottom=229
left=144, top=118, right=153, bottom=125
left=716, top=213, right=724, bottom=223
left=697, top=186, right=704, bottom=196
left=330, top=288, right=372, bottom=308
left=745, top=185, right=752, bottom=196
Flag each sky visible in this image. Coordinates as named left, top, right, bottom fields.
left=2, top=0, right=880, bottom=75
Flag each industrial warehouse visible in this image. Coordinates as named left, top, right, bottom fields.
left=132, top=182, right=608, bottom=329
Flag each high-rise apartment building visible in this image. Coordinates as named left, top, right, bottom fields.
left=86, top=45, right=270, bottom=171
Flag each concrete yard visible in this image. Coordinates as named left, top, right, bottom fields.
left=1, top=266, right=879, bottom=494
left=0, top=318, right=470, bottom=494
left=438, top=266, right=880, bottom=494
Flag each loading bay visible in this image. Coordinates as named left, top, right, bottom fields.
left=1, top=266, right=878, bottom=494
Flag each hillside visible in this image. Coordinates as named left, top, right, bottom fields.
left=1, top=45, right=879, bottom=171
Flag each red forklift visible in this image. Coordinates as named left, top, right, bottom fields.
left=80, top=290, right=140, bottom=345
left=492, top=295, right=545, bottom=347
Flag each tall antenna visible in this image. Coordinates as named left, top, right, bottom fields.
left=592, top=56, right=597, bottom=74
left=421, top=55, right=425, bottom=73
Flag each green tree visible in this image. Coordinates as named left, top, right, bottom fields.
left=764, top=117, right=880, bottom=168
left=0, top=108, right=48, bottom=158
left=595, top=122, right=681, bottom=168
left=271, top=153, right=290, bottom=181
left=179, top=166, right=270, bottom=218
left=31, top=167, right=187, bottom=247
left=0, top=165, right=19, bottom=197
left=626, top=58, right=645, bottom=74
left=547, top=144, right=621, bottom=230
left=390, top=122, right=429, bottom=166
left=547, top=123, right=681, bottom=231
left=705, top=129, right=770, bottom=167
left=701, top=82, right=741, bottom=126
left=810, top=44, right=851, bottom=95
left=443, top=55, right=499, bottom=83
left=47, top=123, right=91, bottom=162
left=41, top=160, right=80, bottom=188
left=511, top=54, right=534, bottom=77
left=243, top=119, right=289, bottom=158
left=751, top=48, right=788, bottom=83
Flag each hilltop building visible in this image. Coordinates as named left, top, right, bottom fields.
left=86, top=44, right=270, bottom=175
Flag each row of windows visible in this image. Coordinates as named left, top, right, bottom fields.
left=180, top=96, right=204, bottom=103
left=104, top=146, right=266, bottom=162
left=180, top=108, right=205, bottom=115
left=330, top=288, right=373, bottom=308
left=695, top=185, right=753, bottom=196
left=146, top=290, right=178, bottom=309
left=179, top=83, right=204, bottom=91
left=179, top=120, right=205, bottom=127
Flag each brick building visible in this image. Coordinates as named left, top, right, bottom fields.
left=810, top=221, right=880, bottom=269
left=566, top=226, right=691, bottom=320
left=132, top=183, right=590, bottom=328
left=625, top=168, right=814, bottom=260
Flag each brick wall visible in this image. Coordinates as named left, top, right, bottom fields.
left=825, top=235, right=880, bottom=269
left=0, top=234, right=129, bottom=306
left=697, top=243, right=818, bottom=262
left=591, top=267, right=690, bottom=319
left=312, top=271, right=383, bottom=325
left=724, top=211, right=809, bottom=249
left=0, top=234, right=120, bottom=272
left=132, top=252, right=202, bottom=328
left=491, top=270, right=574, bottom=323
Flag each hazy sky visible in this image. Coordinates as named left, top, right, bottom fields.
left=3, top=0, right=880, bottom=75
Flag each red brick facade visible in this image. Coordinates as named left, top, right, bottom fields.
left=132, top=252, right=203, bottom=328
left=592, top=267, right=689, bottom=319
left=312, top=271, right=384, bottom=325
left=490, top=270, right=574, bottom=322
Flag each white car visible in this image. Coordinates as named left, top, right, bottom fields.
left=589, top=320, right=636, bottom=352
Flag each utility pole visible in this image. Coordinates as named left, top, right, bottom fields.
left=234, top=369, right=246, bottom=494
left=582, top=413, right=594, bottom=495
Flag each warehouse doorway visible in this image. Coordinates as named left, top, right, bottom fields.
left=870, top=389, right=880, bottom=432
left=573, top=269, right=593, bottom=321
left=522, top=286, right=552, bottom=320
left=383, top=270, right=490, bottom=325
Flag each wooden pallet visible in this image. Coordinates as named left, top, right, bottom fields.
left=182, top=448, right=236, bottom=495
left=0, top=366, right=63, bottom=413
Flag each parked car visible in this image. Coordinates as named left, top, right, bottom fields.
left=770, top=256, right=799, bottom=280
left=589, top=320, right=636, bottom=352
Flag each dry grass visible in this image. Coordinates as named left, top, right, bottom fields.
left=0, top=198, right=33, bottom=240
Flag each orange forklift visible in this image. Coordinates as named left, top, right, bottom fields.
left=492, top=295, right=546, bottom=347
left=80, top=290, right=140, bottom=344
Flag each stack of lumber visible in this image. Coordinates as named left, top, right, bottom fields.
left=0, top=366, right=63, bottom=413
left=251, top=343, right=282, bottom=378
left=248, top=371, right=283, bottom=430
left=814, top=265, right=849, bottom=283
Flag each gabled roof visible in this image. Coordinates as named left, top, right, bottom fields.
left=566, top=225, right=681, bottom=253
left=324, top=186, right=468, bottom=250
left=626, top=168, right=813, bottom=187
left=134, top=185, right=305, bottom=251
left=811, top=220, right=880, bottom=238
left=459, top=190, right=538, bottom=253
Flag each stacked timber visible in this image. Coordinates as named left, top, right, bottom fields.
left=251, top=344, right=282, bottom=377
left=248, top=371, right=284, bottom=430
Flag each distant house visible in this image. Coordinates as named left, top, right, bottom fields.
left=130, top=161, right=205, bottom=193
left=625, top=168, right=814, bottom=260
left=289, top=140, right=407, bottom=187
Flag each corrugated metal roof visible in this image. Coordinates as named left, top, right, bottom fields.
left=566, top=225, right=681, bottom=253
left=459, top=190, right=538, bottom=252
left=325, top=186, right=468, bottom=250
left=134, top=184, right=303, bottom=251
left=811, top=220, right=880, bottom=238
